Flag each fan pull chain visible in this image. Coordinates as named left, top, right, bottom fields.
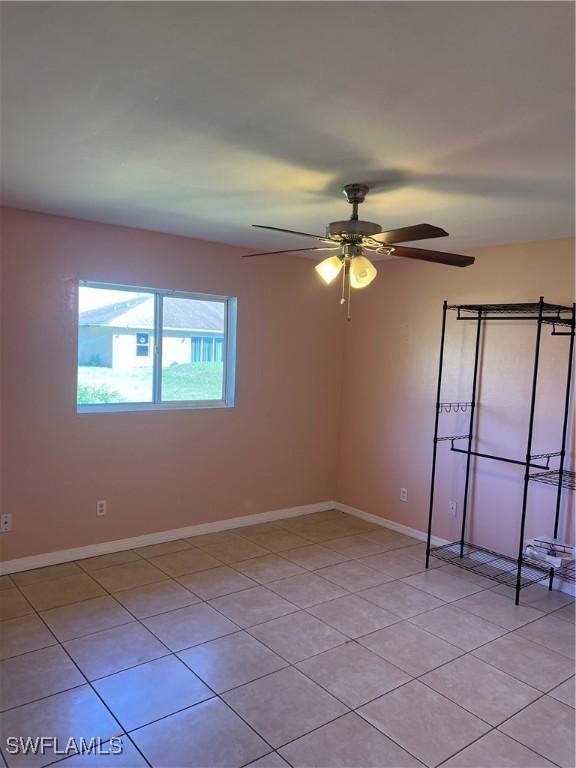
left=346, top=264, right=352, bottom=321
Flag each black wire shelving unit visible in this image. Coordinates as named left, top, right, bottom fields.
left=425, top=298, right=575, bottom=605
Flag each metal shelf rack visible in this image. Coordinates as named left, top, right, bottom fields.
left=425, top=297, right=575, bottom=604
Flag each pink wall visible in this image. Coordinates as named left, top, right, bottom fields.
left=337, top=239, right=575, bottom=555
left=1, top=209, right=574, bottom=564
left=0, top=208, right=344, bottom=560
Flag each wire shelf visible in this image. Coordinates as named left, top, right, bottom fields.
left=448, top=302, right=572, bottom=315
left=557, top=559, right=576, bottom=583
left=530, top=470, right=576, bottom=491
left=429, top=541, right=550, bottom=588
left=438, top=402, right=473, bottom=413
left=436, top=434, right=468, bottom=442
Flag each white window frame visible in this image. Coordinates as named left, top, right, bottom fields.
left=77, top=280, right=237, bottom=413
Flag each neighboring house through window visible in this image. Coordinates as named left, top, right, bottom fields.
left=77, top=282, right=237, bottom=411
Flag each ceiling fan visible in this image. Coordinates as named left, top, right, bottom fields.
left=243, top=183, right=475, bottom=319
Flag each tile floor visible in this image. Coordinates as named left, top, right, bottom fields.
left=0, top=510, right=574, bottom=768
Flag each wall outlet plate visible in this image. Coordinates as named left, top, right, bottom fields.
left=96, top=500, right=107, bottom=517
left=400, top=488, right=408, bottom=503
left=448, top=500, right=458, bottom=517
left=0, top=513, right=13, bottom=532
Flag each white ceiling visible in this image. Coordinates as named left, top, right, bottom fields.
left=1, top=2, right=574, bottom=255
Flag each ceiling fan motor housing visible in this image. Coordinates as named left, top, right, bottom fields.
left=327, top=219, right=382, bottom=238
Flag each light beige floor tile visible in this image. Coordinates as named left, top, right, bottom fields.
left=408, top=604, right=507, bottom=651
left=549, top=676, right=575, bottom=708
left=442, top=730, right=557, bottom=767
left=90, top=561, right=168, bottom=592
left=0, top=588, right=33, bottom=620
left=0, top=686, right=121, bottom=768
left=266, top=572, right=347, bottom=608
left=21, top=574, right=105, bottom=611
left=131, top=698, right=269, bottom=768
left=93, top=655, right=212, bottom=730
left=64, top=622, right=167, bottom=680
left=148, top=547, right=223, bottom=576
left=453, top=590, right=544, bottom=630
left=209, top=586, right=297, bottom=628
left=200, top=538, right=271, bottom=564
left=492, top=583, right=575, bottom=613
left=296, top=520, right=376, bottom=543
left=359, top=621, right=462, bottom=676
left=143, top=602, right=237, bottom=651
left=500, top=695, right=575, bottom=768
left=436, top=564, right=495, bottom=588
left=297, top=642, right=410, bottom=708
left=112, top=579, right=199, bottom=618
left=280, top=712, right=421, bottom=768
left=40, top=596, right=133, bottom=641
left=281, top=544, right=349, bottom=570
left=358, top=680, right=489, bottom=767
left=514, top=613, right=575, bottom=658
left=0, top=645, right=84, bottom=711
left=421, top=654, right=540, bottom=726
left=0, top=576, right=15, bottom=591
left=360, top=581, right=445, bottom=618
left=0, top=613, right=56, bottom=660
left=11, top=563, right=83, bottom=586
left=249, top=611, right=346, bottom=663
left=223, top=667, right=348, bottom=748
left=76, top=551, right=142, bottom=573
left=362, top=531, right=419, bottom=550
left=322, top=536, right=388, bottom=558
left=58, top=739, right=148, bottom=767
left=358, top=553, right=429, bottom=579
left=188, top=530, right=245, bottom=548
left=473, top=632, right=574, bottom=692
left=245, top=753, right=289, bottom=768
left=235, top=522, right=284, bottom=538
left=234, top=554, right=306, bottom=584
left=132, top=539, right=192, bottom=558
left=178, top=565, right=257, bottom=599
left=179, top=630, right=287, bottom=693
left=316, top=561, right=392, bottom=592
left=401, top=569, right=488, bottom=601
left=276, top=511, right=344, bottom=531
left=308, top=593, right=400, bottom=638
left=553, top=601, right=575, bottom=623
left=237, top=529, right=311, bottom=552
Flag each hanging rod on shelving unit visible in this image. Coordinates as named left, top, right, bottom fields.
left=437, top=402, right=474, bottom=413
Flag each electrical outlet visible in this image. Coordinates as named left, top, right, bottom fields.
left=96, top=500, right=107, bottom=517
left=400, top=488, right=408, bottom=503
left=1, top=514, right=13, bottom=532
left=448, top=500, right=458, bottom=517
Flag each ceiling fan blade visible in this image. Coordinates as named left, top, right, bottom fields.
left=371, top=223, right=448, bottom=245
left=391, top=246, right=474, bottom=268
left=242, top=246, right=339, bottom=258
left=252, top=224, right=329, bottom=241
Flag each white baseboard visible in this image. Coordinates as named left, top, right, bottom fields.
left=3, top=499, right=575, bottom=598
left=333, top=501, right=450, bottom=548
left=0, top=501, right=334, bottom=575
left=335, top=502, right=576, bottom=597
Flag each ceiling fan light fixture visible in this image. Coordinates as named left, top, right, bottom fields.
left=315, top=254, right=343, bottom=285
left=349, top=255, right=377, bottom=289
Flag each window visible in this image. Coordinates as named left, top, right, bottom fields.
left=136, top=333, right=150, bottom=357
left=77, top=282, right=237, bottom=412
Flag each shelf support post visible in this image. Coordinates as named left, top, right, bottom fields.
left=426, top=300, right=448, bottom=568
left=460, top=309, right=482, bottom=557
left=549, top=302, right=575, bottom=590
left=516, top=297, right=545, bottom=604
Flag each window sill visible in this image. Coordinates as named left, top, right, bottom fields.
left=77, top=401, right=234, bottom=414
